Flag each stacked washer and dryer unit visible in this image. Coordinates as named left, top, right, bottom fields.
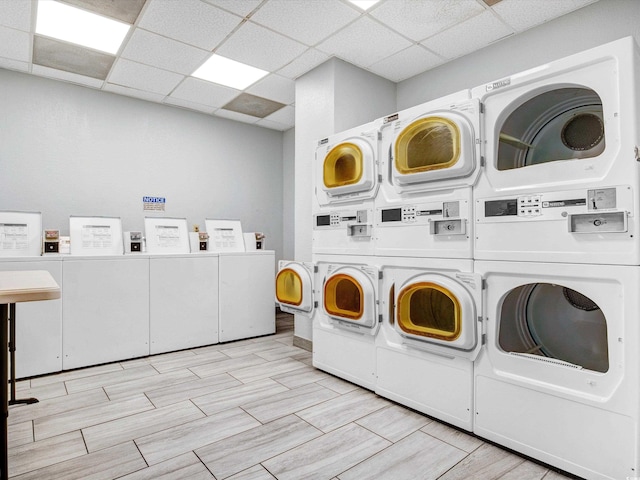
left=472, top=37, right=640, bottom=480
left=276, top=36, right=640, bottom=479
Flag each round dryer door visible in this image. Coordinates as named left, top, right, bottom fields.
left=276, top=263, right=313, bottom=314
left=497, top=87, right=605, bottom=170
left=395, top=274, right=477, bottom=352
left=323, top=267, right=376, bottom=328
left=321, top=138, right=375, bottom=197
left=392, top=113, right=475, bottom=186
left=498, top=283, right=608, bottom=373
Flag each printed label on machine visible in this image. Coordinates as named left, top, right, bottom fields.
left=0, top=223, right=28, bottom=250
left=154, top=225, right=181, bottom=248
left=81, top=225, right=113, bottom=249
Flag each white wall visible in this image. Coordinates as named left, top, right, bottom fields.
left=398, top=0, right=640, bottom=109
left=0, top=69, right=285, bottom=263
left=282, top=128, right=295, bottom=260
left=294, top=58, right=396, bottom=341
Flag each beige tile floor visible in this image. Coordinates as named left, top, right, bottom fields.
left=6, top=313, right=577, bottom=480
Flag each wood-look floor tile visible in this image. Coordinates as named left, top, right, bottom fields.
left=34, top=393, right=154, bottom=440
left=316, top=375, right=360, bottom=394
left=220, top=340, right=285, bottom=359
left=420, top=420, right=483, bottom=453
left=196, top=414, right=322, bottom=479
left=83, top=400, right=205, bottom=452
left=8, top=430, right=86, bottom=477
left=242, top=383, right=339, bottom=423
left=120, top=349, right=197, bottom=369
left=151, top=350, right=229, bottom=373
left=254, top=345, right=307, bottom=362
left=64, top=365, right=158, bottom=394
left=228, top=357, right=307, bottom=384
left=540, top=470, right=576, bottom=480
left=118, top=452, right=214, bottom=479
left=8, top=420, right=32, bottom=447
left=11, top=441, right=146, bottom=480
left=189, top=354, right=266, bottom=378
left=356, top=404, right=431, bottom=442
left=15, top=381, right=67, bottom=401
left=296, top=389, right=390, bottom=433
left=438, top=443, right=526, bottom=480
left=271, top=367, right=329, bottom=389
left=225, top=465, right=276, bottom=480
left=8, top=388, right=109, bottom=426
left=145, top=372, right=241, bottom=408
left=192, top=378, right=289, bottom=416
left=29, top=363, right=124, bottom=387
left=104, top=368, right=198, bottom=400
left=338, top=430, right=466, bottom=480
left=262, top=423, right=391, bottom=480
left=497, top=460, right=549, bottom=479
left=136, top=407, right=260, bottom=465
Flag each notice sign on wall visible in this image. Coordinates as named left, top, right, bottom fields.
left=143, top=196, right=166, bottom=211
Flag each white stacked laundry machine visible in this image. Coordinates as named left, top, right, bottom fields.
left=276, top=35, right=640, bottom=480
left=472, top=37, right=640, bottom=480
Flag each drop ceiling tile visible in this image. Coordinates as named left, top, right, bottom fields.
left=422, top=10, right=513, bottom=60
left=0, top=25, right=30, bottom=62
left=246, top=74, right=295, bottom=105
left=316, top=16, right=412, bottom=68
left=163, top=96, right=216, bottom=114
left=60, top=0, right=147, bottom=24
left=213, top=108, right=260, bottom=125
left=491, top=0, right=599, bottom=32
left=33, top=35, right=114, bottom=80
left=276, top=48, right=330, bottom=79
left=222, top=92, right=286, bottom=118
left=103, top=83, right=167, bottom=103
left=0, top=0, right=31, bottom=32
left=0, top=57, right=28, bottom=72
left=215, top=21, right=308, bottom=72
left=249, top=0, right=360, bottom=46
left=121, top=28, right=209, bottom=75
left=32, top=64, right=105, bottom=88
left=168, top=77, right=239, bottom=108
left=201, top=0, right=262, bottom=18
left=370, top=0, right=485, bottom=41
left=109, top=58, right=184, bottom=95
left=368, top=45, right=444, bottom=82
left=264, top=105, right=295, bottom=126
left=255, top=118, right=292, bottom=131
left=138, top=0, right=242, bottom=51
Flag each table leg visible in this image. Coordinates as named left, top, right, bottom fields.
left=2, top=303, right=9, bottom=480
left=8, top=304, right=37, bottom=407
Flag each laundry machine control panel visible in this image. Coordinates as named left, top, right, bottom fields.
left=315, top=209, right=372, bottom=237
left=377, top=201, right=466, bottom=235
left=475, top=185, right=634, bottom=264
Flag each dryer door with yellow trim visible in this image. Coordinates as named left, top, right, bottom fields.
left=322, top=265, right=378, bottom=331
left=275, top=260, right=315, bottom=317
left=393, top=272, right=481, bottom=359
left=316, top=126, right=378, bottom=206
left=389, top=104, right=479, bottom=190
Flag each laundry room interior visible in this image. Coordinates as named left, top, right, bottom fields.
left=1, top=1, right=640, bottom=479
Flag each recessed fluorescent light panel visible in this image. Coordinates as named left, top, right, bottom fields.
left=348, top=0, right=381, bottom=11
left=192, top=54, right=269, bottom=90
left=36, top=0, right=130, bottom=55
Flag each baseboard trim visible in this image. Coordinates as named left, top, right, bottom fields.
left=293, top=335, right=312, bottom=352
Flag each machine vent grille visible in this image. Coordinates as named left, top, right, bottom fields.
left=509, top=352, right=583, bottom=369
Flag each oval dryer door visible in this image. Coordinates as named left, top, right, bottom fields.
left=391, top=111, right=476, bottom=189
left=394, top=273, right=480, bottom=359
left=319, top=137, right=375, bottom=200
left=498, top=283, right=608, bottom=373
left=275, top=261, right=314, bottom=316
left=323, top=266, right=377, bottom=329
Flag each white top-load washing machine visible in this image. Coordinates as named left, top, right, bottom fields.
left=374, top=90, right=481, bottom=259
left=375, top=256, right=481, bottom=431
left=472, top=36, right=640, bottom=265
left=474, top=259, right=639, bottom=480
left=312, top=120, right=381, bottom=256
